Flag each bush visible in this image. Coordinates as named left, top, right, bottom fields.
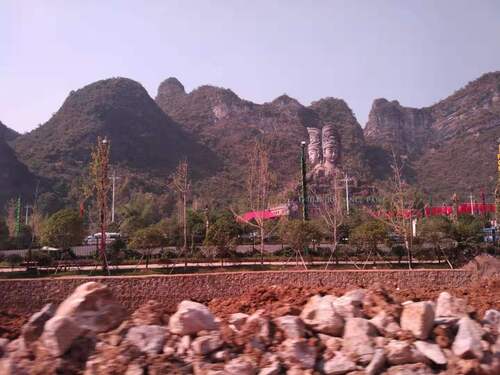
left=5, top=253, right=23, bottom=268
left=31, top=252, right=54, bottom=267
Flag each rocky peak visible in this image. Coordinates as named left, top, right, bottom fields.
left=0, top=121, right=19, bottom=142
left=270, top=94, right=303, bottom=109
left=364, top=98, right=433, bottom=158
left=157, top=77, right=186, bottom=100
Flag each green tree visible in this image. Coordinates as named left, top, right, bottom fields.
left=0, top=217, right=9, bottom=249
left=451, top=215, right=484, bottom=244
left=128, top=226, right=167, bottom=269
left=203, top=213, right=240, bottom=266
left=41, top=209, right=84, bottom=250
left=350, top=219, right=388, bottom=261
left=279, top=219, right=322, bottom=268
left=119, top=193, right=160, bottom=236
left=419, top=216, right=454, bottom=266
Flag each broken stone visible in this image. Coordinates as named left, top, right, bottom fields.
left=258, top=361, right=281, bottom=375
left=365, top=348, right=386, bottom=375
left=280, top=339, right=317, bottom=369
left=228, top=312, right=249, bottom=331
left=192, top=332, right=223, bottom=355
left=322, top=351, right=357, bottom=374
left=452, top=316, right=484, bottom=359
left=342, top=318, right=376, bottom=365
left=21, top=303, right=55, bottom=343
left=386, top=340, right=418, bottom=365
left=400, top=301, right=435, bottom=340
left=483, top=309, right=500, bottom=332
left=52, top=282, right=125, bottom=333
left=125, top=325, right=166, bottom=354
left=332, top=289, right=366, bottom=318
left=384, top=363, right=434, bottom=375
left=300, top=295, right=344, bottom=336
left=41, top=316, right=85, bottom=356
left=274, top=315, right=306, bottom=339
left=224, top=356, right=256, bottom=374
left=435, top=292, right=468, bottom=318
left=414, top=340, right=447, bottom=365
left=169, top=300, right=217, bottom=335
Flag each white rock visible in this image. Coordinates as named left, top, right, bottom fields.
left=125, top=325, right=166, bottom=354
left=41, top=316, right=85, bottom=356
left=386, top=340, right=418, bottom=365
left=258, top=361, right=281, bottom=375
left=323, top=351, right=357, bottom=374
left=21, top=303, right=55, bottom=343
left=400, top=301, right=435, bottom=340
left=452, top=316, right=484, bottom=359
left=370, top=311, right=400, bottom=336
left=52, top=282, right=125, bottom=333
left=435, top=292, right=467, bottom=318
left=414, top=341, right=447, bottom=365
left=274, top=315, right=306, bottom=339
left=365, top=348, right=386, bottom=375
left=300, top=295, right=344, bottom=336
left=280, top=338, right=317, bottom=369
left=483, top=309, right=500, bottom=332
left=224, top=356, right=256, bottom=375
left=192, top=332, right=223, bottom=355
left=228, top=312, right=249, bottom=331
left=169, top=300, right=217, bottom=335
left=342, top=318, right=376, bottom=365
left=124, top=362, right=144, bottom=375
left=332, top=289, right=366, bottom=318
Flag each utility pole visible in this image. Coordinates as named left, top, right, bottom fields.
left=340, top=174, right=353, bottom=215
left=15, top=197, right=21, bottom=238
left=300, top=141, right=308, bottom=221
left=110, top=170, right=120, bottom=223
left=470, top=193, right=474, bottom=215
left=25, top=205, right=32, bottom=225
left=496, top=143, right=500, bottom=228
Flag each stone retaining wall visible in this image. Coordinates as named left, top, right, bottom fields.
left=0, top=269, right=475, bottom=314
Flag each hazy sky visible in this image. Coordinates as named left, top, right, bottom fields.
left=1, top=0, right=500, bottom=133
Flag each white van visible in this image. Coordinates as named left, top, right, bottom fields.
left=84, top=232, right=121, bottom=245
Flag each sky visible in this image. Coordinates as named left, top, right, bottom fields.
left=1, top=0, right=500, bottom=133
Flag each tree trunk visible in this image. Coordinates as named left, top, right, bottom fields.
left=260, top=226, right=265, bottom=265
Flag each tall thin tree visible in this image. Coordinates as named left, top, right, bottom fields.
left=169, top=159, right=190, bottom=261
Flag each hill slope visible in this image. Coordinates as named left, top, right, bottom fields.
left=364, top=72, right=500, bottom=200
left=0, top=123, right=36, bottom=207
left=14, top=78, right=221, bottom=200
left=156, top=78, right=369, bottom=204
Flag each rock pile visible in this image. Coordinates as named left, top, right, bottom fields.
left=0, top=282, right=498, bottom=374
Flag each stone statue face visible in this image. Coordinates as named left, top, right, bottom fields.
left=322, top=125, right=338, bottom=164
left=307, top=127, right=322, bottom=165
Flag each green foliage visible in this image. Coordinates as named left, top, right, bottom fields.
left=279, top=219, right=322, bottom=252
left=119, top=193, right=161, bottom=236
left=350, top=220, right=388, bottom=250
left=128, top=226, right=167, bottom=250
left=204, top=213, right=240, bottom=260
left=451, top=215, right=485, bottom=243
left=419, top=216, right=453, bottom=243
left=41, top=209, right=84, bottom=249
left=15, top=224, right=33, bottom=249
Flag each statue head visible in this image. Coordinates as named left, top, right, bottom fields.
left=307, top=127, right=322, bottom=165
left=322, top=124, right=339, bottom=164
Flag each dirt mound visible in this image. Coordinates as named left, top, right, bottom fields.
left=463, top=254, right=500, bottom=278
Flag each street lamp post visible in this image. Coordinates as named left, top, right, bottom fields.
left=300, top=141, right=309, bottom=222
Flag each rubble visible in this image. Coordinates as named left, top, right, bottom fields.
left=0, top=280, right=498, bottom=374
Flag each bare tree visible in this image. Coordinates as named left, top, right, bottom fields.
left=85, top=137, right=111, bottom=274
left=314, top=172, right=346, bottom=268
left=367, top=152, right=417, bottom=269
left=169, top=159, right=190, bottom=261
left=233, top=141, right=277, bottom=264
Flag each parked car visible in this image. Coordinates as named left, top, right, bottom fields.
left=84, top=232, right=121, bottom=245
